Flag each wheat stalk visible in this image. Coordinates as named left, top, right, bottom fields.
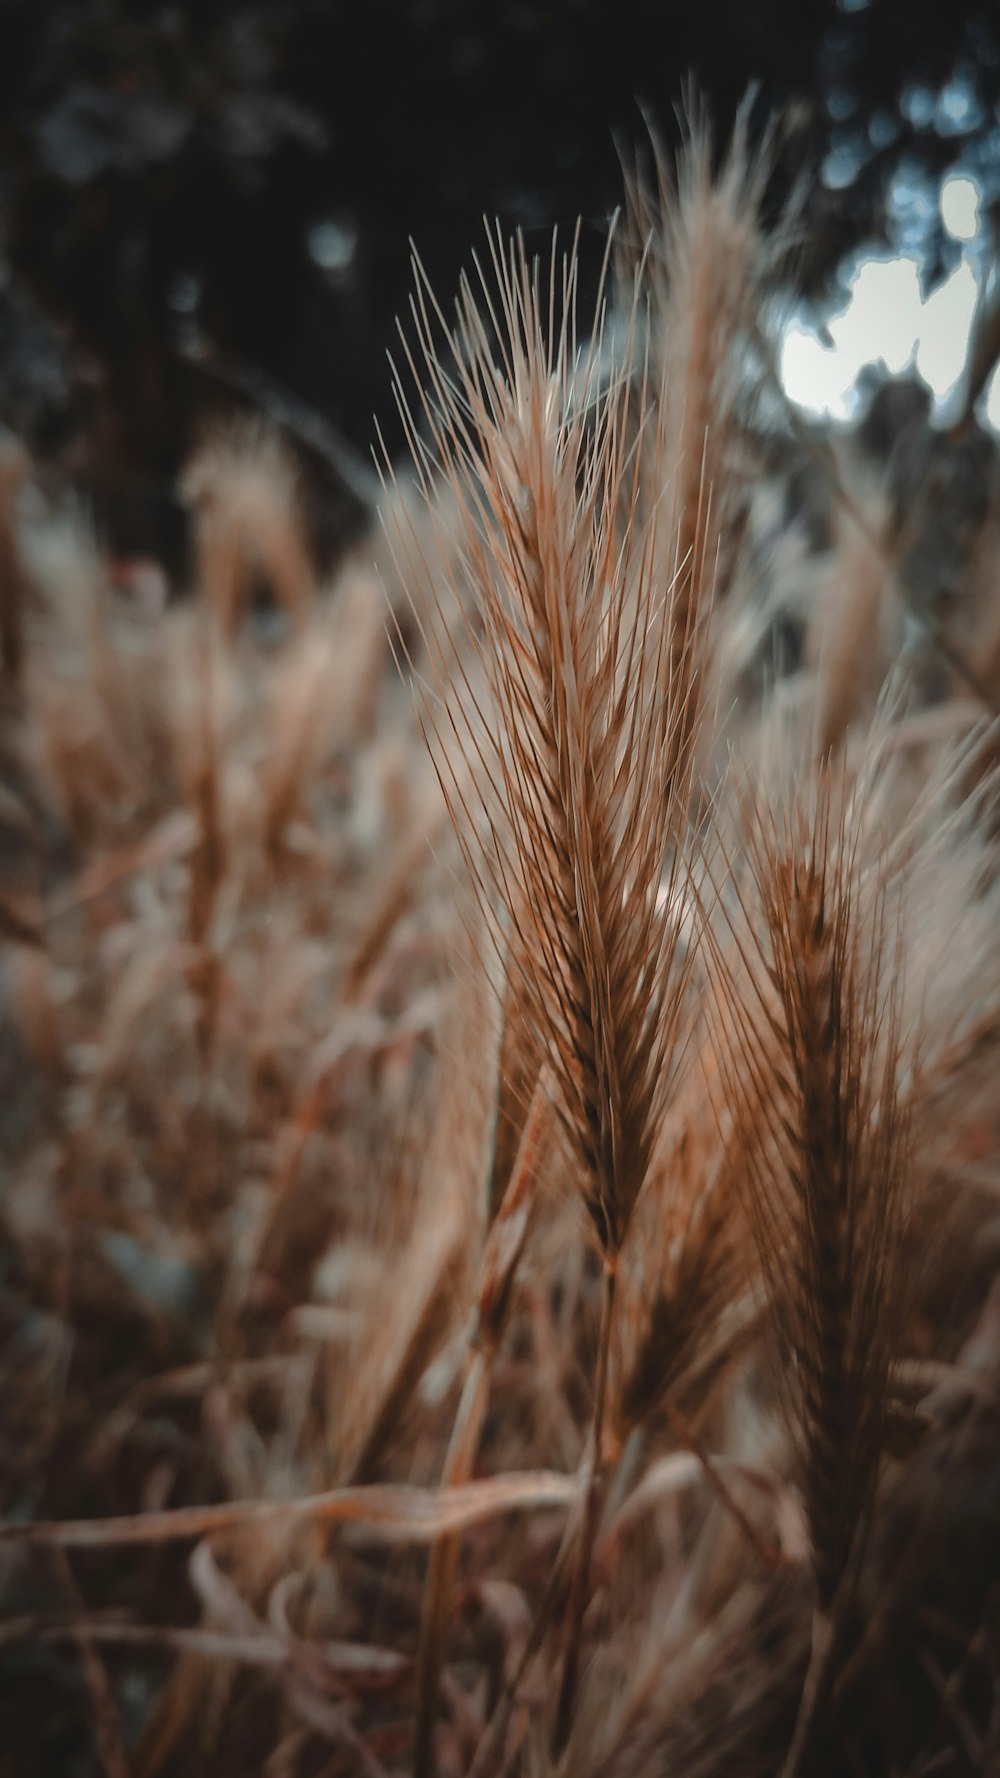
left=412, top=1075, right=553, bottom=1778
left=384, top=214, right=710, bottom=1758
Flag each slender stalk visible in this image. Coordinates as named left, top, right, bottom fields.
left=780, top=1606, right=836, bottom=1778
left=465, top=1504, right=579, bottom=1778
left=661, top=1399, right=782, bottom=1572
left=413, top=1348, right=491, bottom=1778
left=463, top=1264, right=621, bottom=1776
left=414, top=1078, right=548, bottom=1776
left=551, top=1258, right=617, bottom=1756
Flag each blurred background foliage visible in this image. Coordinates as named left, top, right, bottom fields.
left=0, top=0, right=999, bottom=564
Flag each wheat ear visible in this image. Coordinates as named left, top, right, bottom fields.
left=709, top=760, right=912, bottom=1774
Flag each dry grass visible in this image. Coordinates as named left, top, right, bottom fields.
left=3, top=111, right=1000, bottom=1778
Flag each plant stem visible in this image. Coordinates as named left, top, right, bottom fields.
left=413, top=1347, right=491, bottom=1778
left=465, top=1503, right=579, bottom=1778
left=780, top=1606, right=835, bottom=1778
left=551, top=1257, right=617, bottom=1758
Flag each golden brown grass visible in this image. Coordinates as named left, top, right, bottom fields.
left=2, top=109, right=1000, bottom=1778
